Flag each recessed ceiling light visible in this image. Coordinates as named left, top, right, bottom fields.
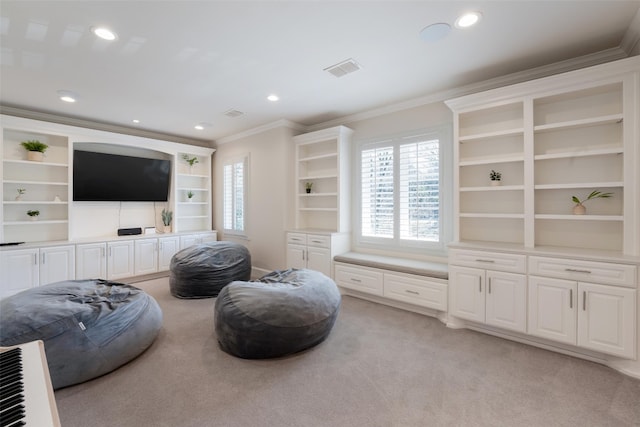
left=267, top=94, right=279, bottom=102
left=92, top=26, right=117, bottom=41
left=455, top=12, right=482, bottom=29
left=194, top=122, right=211, bottom=130
left=132, top=119, right=140, bottom=124
left=57, top=90, right=78, bottom=103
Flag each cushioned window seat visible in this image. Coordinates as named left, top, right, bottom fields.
left=333, top=252, right=448, bottom=280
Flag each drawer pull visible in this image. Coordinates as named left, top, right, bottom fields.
left=350, top=278, right=362, bottom=283
left=310, top=240, right=323, bottom=244
left=405, top=290, right=420, bottom=295
left=290, top=238, right=302, bottom=242
left=475, top=259, right=495, bottom=263
left=565, top=268, right=591, bottom=274
left=583, top=291, right=587, bottom=311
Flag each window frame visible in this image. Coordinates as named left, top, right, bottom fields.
left=222, top=154, right=249, bottom=237
left=354, top=125, right=452, bottom=256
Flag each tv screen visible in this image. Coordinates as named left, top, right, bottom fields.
left=73, top=150, right=171, bottom=202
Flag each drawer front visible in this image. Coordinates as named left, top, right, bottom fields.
left=306, top=234, right=330, bottom=248
left=449, top=249, right=526, bottom=273
left=384, top=273, right=447, bottom=311
left=529, top=256, right=637, bottom=288
left=334, top=263, right=383, bottom=296
left=287, top=232, right=307, bottom=245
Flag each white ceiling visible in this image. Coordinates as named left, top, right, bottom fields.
left=1, top=1, right=639, bottom=143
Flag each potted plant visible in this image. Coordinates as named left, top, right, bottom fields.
left=187, top=190, right=195, bottom=202
left=489, top=170, right=502, bottom=186
left=15, top=188, right=26, bottom=201
left=161, top=208, right=173, bottom=233
left=305, top=182, right=313, bottom=194
left=21, top=140, right=49, bottom=162
left=27, top=209, right=40, bottom=221
left=182, top=154, right=198, bottom=173
left=571, top=190, right=613, bottom=215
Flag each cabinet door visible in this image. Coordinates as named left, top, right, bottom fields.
left=306, top=246, right=331, bottom=277
left=76, top=243, right=106, bottom=280
left=40, top=245, right=75, bottom=286
left=158, top=236, right=180, bottom=271
left=180, top=234, right=199, bottom=249
left=0, top=248, right=39, bottom=298
left=449, top=266, right=485, bottom=323
left=485, top=271, right=527, bottom=333
left=107, top=241, right=134, bottom=280
left=578, top=282, right=636, bottom=359
left=286, top=244, right=306, bottom=270
left=528, top=276, right=577, bottom=345
left=135, top=239, right=158, bottom=276
left=198, top=232, right=217, bottom=244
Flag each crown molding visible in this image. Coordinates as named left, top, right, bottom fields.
left=307, top=47, right=630, bottom=131
left=0, top=104, right=213, bottom=147
left=215, top=119, right=307, bottom=145
left=620, top=7, right=640, bottom=55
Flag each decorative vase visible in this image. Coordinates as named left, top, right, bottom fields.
left=163, top=225, right=171, bottom=233
left=30, top=216, right=38, bottom=221
left=27, top=151, right=44, bottom=162
left=188, top=198, right=194, bottom=203
left=490, top=180, right=501, bottom=186
left=573, top=204, right=586, bottom=215
left=15, top=195, right=22, bottom=201
left=306, top=188, right=311, bottom=194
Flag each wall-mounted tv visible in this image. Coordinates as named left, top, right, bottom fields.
left=73, top=150, right=171, bottom=202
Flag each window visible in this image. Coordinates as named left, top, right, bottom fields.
left=223, top=156, right=248, bottom=234
left=357, top=127, right=450, bottom=254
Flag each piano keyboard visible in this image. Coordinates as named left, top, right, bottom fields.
left=0, top=341, right=61, bottom=427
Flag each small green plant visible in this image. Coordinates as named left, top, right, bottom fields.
left=182, top=154, right=199, bottom=167
left=187, top=190, right=194, bottom=199
left=572, top=190, right=613, bottom=206
left=27, top=210, right=40, bottom=217
left=489, top=170, right=501, bottom=181
left=21, top=140, right=48, bottom=153
left=17, top=188, right=26, bottom=195
left=305, top=182, right=313, bottom=190
left=161, top=208, right=173, bottom=226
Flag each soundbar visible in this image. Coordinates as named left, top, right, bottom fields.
left=117, top=227, right=142, bottom=236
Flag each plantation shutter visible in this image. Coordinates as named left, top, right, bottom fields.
left=361, top=145, right=394, bottom=238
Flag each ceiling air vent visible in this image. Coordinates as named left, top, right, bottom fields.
left=324, top=58, right=362, bottom=78
left=224, top=109, right=244, bottom=118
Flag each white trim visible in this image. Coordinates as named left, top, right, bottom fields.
left=620, top=7, right=640, bottom=55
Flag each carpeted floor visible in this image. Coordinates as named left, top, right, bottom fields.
left=54, top=277, right=640, bottom=426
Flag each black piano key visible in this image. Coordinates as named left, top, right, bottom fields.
left=0, top=372, right=23, bottom=388
left=0, top=392, right=24, bottom=411
left=0, top=383, right=23, bottom=402
left=0, top=403, right=25, bottom=426
left=0, top=349, right=21, bottom=366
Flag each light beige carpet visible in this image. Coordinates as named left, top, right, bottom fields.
left=54, top=277, right=640, bottom=426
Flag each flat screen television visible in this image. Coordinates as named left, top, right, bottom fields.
left=73, top=150, right=171, bottom=202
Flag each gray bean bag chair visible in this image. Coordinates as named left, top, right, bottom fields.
left=0, top=279, right=162, bottom=390
left=170, top=241, right=251, bottom=299
left=214, top=269, right=341, bottom=359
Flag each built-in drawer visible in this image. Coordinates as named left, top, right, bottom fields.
left=529, top=256, right=637, bottom=288
left=334, top=263, right=383, bottom=296
left=306, top=234, right=330, bottom=248
left=287, top=232, right=307, bottom=245
left=384, top=272, right=447, bottom=311
left=449, top=249, right=526, bottom=273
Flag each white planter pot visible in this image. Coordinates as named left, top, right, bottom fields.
left=27, top=151, right=44, bottom=162
left=490, top=180, right=501, bottom=186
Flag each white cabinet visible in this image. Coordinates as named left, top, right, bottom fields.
left=39, top=245, right=75, bottom=286
left=158, top=236, right=180, bottom=271
left=1, top=248, right=39, bottom=297
left=180, top=231, right=217, bottom=249
left=334, top=262, right=448, bottom=311
left=528, top=256, right=636, bottom=359
left=293, top=126, right=352, bottom=232
left=286, top=232, right=348, bottom=278
left=449, top=250, right=527, bottom=333
left=135, top=238, right=158, bottom=276
left=107, top=240, right=134, bottom=280
left=76, top=242, right=106, bottom=280
left=1, top=245, right=75, bottom=298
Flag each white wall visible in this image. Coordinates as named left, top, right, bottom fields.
left=213, top=124, right=296, bottom=274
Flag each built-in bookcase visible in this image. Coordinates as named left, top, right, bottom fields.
left=175, top=152, right=212, bottom=233
left=447, top=57, right=639, bottom=255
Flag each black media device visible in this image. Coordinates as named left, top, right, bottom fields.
left=118, top=227, right=143, bottom=236
left=73, top=150, right=171, bottom=202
